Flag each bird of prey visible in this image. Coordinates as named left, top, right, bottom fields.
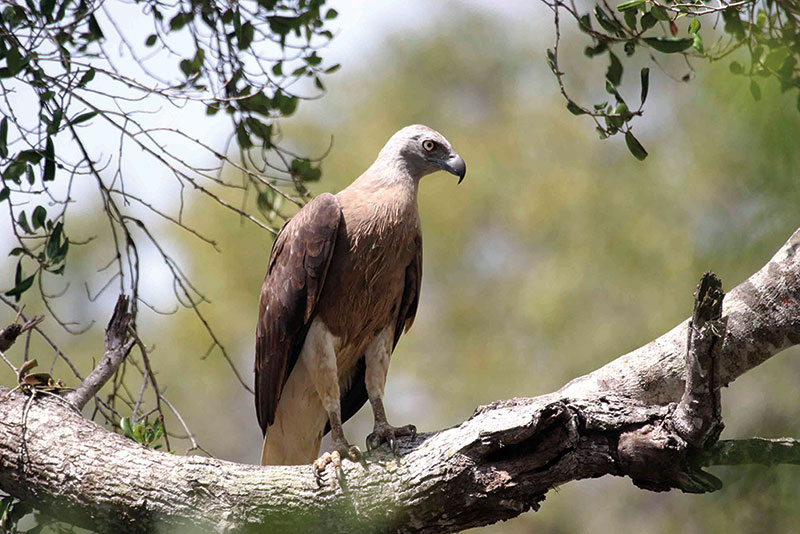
left=255, top=124, right=466, bottom=473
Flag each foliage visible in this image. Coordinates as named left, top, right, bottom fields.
left=545, top=0, right=800, bottom=159
left=0, top=0, right=336, bottom=309
left=120, top=415, right=168, bottom=450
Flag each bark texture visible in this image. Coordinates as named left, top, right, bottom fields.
left=0, top=228, right=798, bottom=534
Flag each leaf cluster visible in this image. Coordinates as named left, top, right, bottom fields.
left=549, top=0, right=800, bottom=160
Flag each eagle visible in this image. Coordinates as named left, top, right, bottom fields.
left=255, top=125, right=466, bottom=473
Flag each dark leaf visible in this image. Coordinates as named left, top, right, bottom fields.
left=624, top=9, right=636, bottom=31
left=325, top=8, right=338, bottom=19
left=640, top=67, right=649, bottom=104
left=18, top=150, right=42, bottom=164
left=77, top=68, right=95, bottom=88
left=566, top=102, right=586, bottom=115
left=669, top=20, right=678, bottom=37
left=640, top=12, right=657, bottom=31
left=145, top=34, right=157, bottom=47
left=5, top=261, right=35, bottom=301
left=4, top=161, right=27, bottom=184
left=578, top=14, right=592, bottom=33
left=44, top=136, right=55, bottom=181
left=0, top=116, right=7, bottom=158
left=239, top=21, right=254, bottom=49
left=47, top=222, right=63, bottom=260
left=650, top=6, right=669, bottom=21
left=606, top=51, right=623, bottom=86
left=643, top=37, right=693, bottom=54
left=235, top=121, right=252, bottom=149
left=32, top=205, right=46, bottom=229
left=625, top=131, right=648, bottom=160
left=729, top=61, right=743, bottom=75
left=0, top=187, right=8, bottom=201
left=594, top=6, right=621, bottom=34
left=71, top=111, right=98, bottom=125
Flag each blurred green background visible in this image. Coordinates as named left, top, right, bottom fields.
left=2, top=2, right=799, bottom=533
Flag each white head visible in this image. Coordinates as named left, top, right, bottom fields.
left=373, top=125, right=466, bottom=183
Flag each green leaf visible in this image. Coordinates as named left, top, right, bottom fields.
left=643, top=37, right=693, bottom=54
left=3, top=161, right=26, bottom=184
left=133, top=423, right=146, bottom=444
left=235, top=121, right=252, bottom=149
left=546, top=49, right=557, bottom=74
left=750, top=80, right=761, bottom=101
left=18, top=150, right=42, bottom=164
left=640, top=67, right=650, bottom=104
left=594, top=6, right=621, bottom=33
left=44, top=136, right=55, bottom=182
left=325, top=8, right=338, bottom=19
left=578, top=14, right=592, bottom=34
left=121, top=417, right=133, bottom=438
left=692, top=34, right=703, bottom=53
left=71, top=111, right=98, bottom=125
left=0, top=117, right=7, bottom=158
left=47, top=108, right=62, bottom=135
left=238, top=21, right=255, bottom=50
left=5, top=260, right=35, bottom=301
left=606, top=51, right=623, bottom=86
left=566, top=102, right=586, bottom=115
left=145, top=34, right=157, bottom=47
left=650, top=6, right=669, bottom=21
left=0, top=188, right=9, bottom=202
left=764, top=47, right=791, bottom=71
left=729, top=61, right=743, bottom=75
left=18, top=210, right=32, bottom=234
left=624, top=9, right=637, bottom=31
left=47, top=222, right=63, bottom=260
left=625, top=131, right=648, bottom=160
left=77, top=68, right=95, bottom=88
left=688, top=18, right=700, bottom=35
left=324, top=63, right=341, bottom=74
left=616, top=0, right=645, bottom=11
left=640, top=12, right=657, bottom=31
left=32, top=206, right=46, bottom=229
left=722, top=8, right=745, bottom=40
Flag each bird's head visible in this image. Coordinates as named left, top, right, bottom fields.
left=377, top=124, right=467, bottom=183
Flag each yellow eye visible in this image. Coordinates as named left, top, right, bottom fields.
left=422, top=140, right=435, bottom=151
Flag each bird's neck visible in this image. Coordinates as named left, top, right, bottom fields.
left=352, top=158, right=421, bottom=196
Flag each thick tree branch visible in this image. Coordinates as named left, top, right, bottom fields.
left=0, top=228, right=798, bottom=533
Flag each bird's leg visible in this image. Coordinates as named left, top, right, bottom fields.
left=303, top=325, right=361, bottom=479
left=364, top=331, right=416, bottom=454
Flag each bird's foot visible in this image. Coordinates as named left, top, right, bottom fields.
left=313, top=440, right=363, bottom=485
left=366, top=422, right=416, bottom=454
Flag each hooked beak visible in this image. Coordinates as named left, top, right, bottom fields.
left=442, top=153, right=467, bottom=184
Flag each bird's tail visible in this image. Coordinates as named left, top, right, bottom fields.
left=259, top=363, right=327, bottom=466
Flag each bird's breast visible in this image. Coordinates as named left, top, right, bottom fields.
left=316, top=196, right=419, bottom=374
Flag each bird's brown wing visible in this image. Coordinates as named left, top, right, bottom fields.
left=255, top=193, right=341, bottom=436
left=334, top=233, right=423, bottom=431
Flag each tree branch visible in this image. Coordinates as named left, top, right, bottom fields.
left=0, top=228, right=798, bottom=533
left=64, top=295, right=135, bottom=410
